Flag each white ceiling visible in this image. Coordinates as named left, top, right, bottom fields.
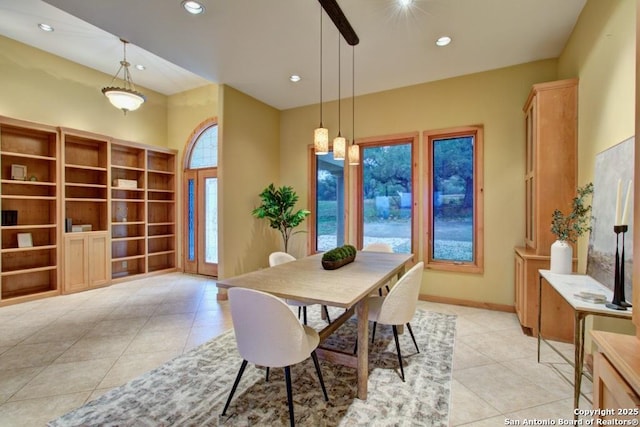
left=0, top=0, right=586, bottom=110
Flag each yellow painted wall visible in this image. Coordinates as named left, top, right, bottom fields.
left=218, top=85, right=280, bottom=279
left=167, top=84, right=218, bottom=155
left=558, top=0, right=636, bottom=336
left=0, top=36, right=168, bottom=146
left=558, top=0, right=636, bottom=272
left=167, top=84, right=219, bottom=266
left=281, top=60, right=559, bottom=307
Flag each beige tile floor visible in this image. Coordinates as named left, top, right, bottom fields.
left=0, top=272, right=592, bottom=426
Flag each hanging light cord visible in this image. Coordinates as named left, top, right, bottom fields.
left=337, top=35, right=341, bottom=136
left=352, top=45, right=355, bottom=145
left=107, top=40, right=135, bottom=90
left=319, top=8, right=323, bottom=127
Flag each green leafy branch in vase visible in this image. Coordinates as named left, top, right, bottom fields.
left=550, top=182, right=594, bottom=243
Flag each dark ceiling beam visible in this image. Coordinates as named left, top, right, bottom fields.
left=318, top=0, right=359, bottom=46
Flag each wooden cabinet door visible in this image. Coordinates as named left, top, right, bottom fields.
left=88, top=233, right=109, bottom=288
left=64, top=234, right=89, bottom=293
left=514, top=252, right=525, bottom=322
left=593, top=351, right=640, bottom=420
left=64, top=232, right=109, bottom=292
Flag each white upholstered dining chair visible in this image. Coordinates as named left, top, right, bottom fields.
left=268, top=252, right=331, bottom=325
left=221, top=287, right=329, bottom=426
left=362, top=242, right=393, bottom=295
left=367, top=261, right=423, bottom=382
left=362, top=242, right=393, bottom=253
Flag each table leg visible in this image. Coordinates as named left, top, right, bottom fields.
left=537, top=275, right=543, bottom=363
left=573, top=312, right=585, bottom=418
left=356, top=297, right=369, bottom=400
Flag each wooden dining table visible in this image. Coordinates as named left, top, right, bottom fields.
left=216, top=250, right=414, bottom=400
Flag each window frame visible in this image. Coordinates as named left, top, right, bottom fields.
left=307, top=145, right=350, bottom=254
left=354, top=132, right=419, bottom=254
left=423, top=125, right=484, bottom=273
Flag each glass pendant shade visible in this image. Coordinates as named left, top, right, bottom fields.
left=314, top=127, right=329, bottom=155
left=102, top=39, right=146, bottom=114
left=333, top=135, right=346, bottom=160
left=102, top=88, right=145, bottom=112
left=348, top=143, right=360, bottom=165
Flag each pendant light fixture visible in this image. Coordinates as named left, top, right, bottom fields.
left=314, top=7, right=329, bottom=155
left=102, top=39, right=146, bottom=115
left=348, top=45, right=360, bottom=165
left=333, top=35, right=346, bottom=160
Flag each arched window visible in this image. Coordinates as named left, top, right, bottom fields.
left=189, top=124, right=218, bottom=169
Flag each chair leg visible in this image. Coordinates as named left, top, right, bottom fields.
left=284, top=366, right=295, bottom=427
left=392, top=325, right=405, bottom=382
left=266, top=367, right=270, bottom=381
left=302, top=306, right=308, bottom=325
left=222, top=359, right=248, bottom=416
left=298, top=306, right=302, bottom=319
left=323, top=305, right=331, bottom=324
left=406, top=322, right=419, bottom=353
left=311, top=351, right=329, bottom=401
left=371, top=321, right=377, bottom=344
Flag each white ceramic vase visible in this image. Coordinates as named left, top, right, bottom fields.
left=550, top=240, right=572, bottom=274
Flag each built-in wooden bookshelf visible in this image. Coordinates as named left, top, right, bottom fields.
left=0, top=116, right=59, bottom=304
left=111, top=142, right=146, bottom=280
left=147, top=150, right=176, bottom=273
left=60, top=128, right=110, bottom=292
left=110, top=143, right=177, bottom=280
left=0, top=116, right=178, bottom=305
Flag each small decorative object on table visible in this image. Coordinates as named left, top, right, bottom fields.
left=321, top=244, right=357, bottom=270
left=607, top=179, right=633, bottom=310
left=550, top=183, right=593, bottom=274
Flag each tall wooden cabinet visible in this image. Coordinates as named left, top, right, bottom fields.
left=0, top=117, right=59, bottom=304
left=514, top=79, right=578, bottom=340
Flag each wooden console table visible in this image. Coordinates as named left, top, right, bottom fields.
left=537, top=270, right=633, bottom=414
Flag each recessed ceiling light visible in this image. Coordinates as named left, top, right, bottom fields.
left=182, top=1, right=205, bottom=15
left=398, top=0, right=413, bottom=7
left=289, top=75, right=301, bottom=83
left=38, top=23, right=54, bottom=32
left=436, top=36, right=452, bottom=47
left=135, top=64, right=146, bottom=71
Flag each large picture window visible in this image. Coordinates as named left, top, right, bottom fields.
left=424, top=126, right=484, bottom=273
left=356, top=133, right=418, bottom=254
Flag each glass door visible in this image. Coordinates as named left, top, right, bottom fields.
left=184, top=168, right=218, bottom=276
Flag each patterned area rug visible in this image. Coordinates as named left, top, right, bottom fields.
left=49, top=308, right=456, bottom=426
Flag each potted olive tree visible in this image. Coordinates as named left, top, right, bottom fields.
left=550, top=183, right=593, bottom=274
left=251, top=183, right=310, bottom=253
